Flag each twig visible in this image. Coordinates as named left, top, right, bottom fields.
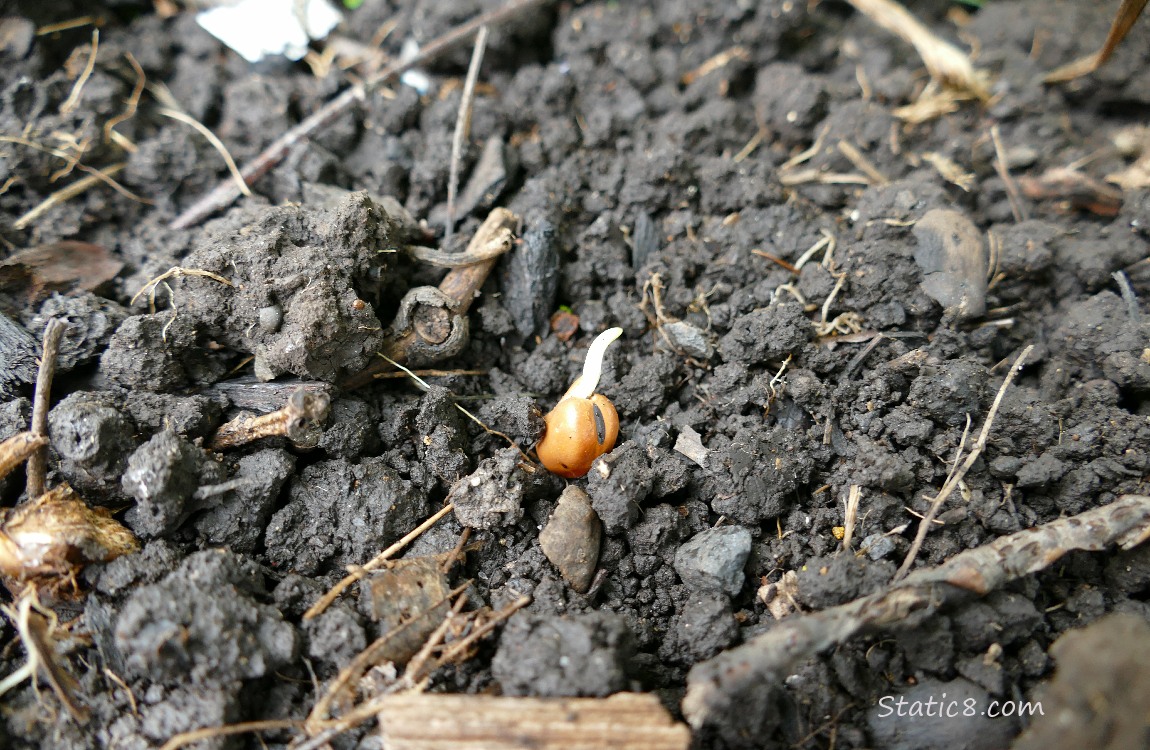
left=445, top=25, right=489, bottom=240
left=894, top=345, right=1033, bottom=580
left=304, top=503, right=456, bottom=620
left=170, top=0, right=550, bottom=230
left=990, top=125, right=1028, bottom=223
left=26, top=319, right=64, bottom=499
left=684, top=492, right=1150, bottom=734
left=207, top=388, right=330, bottom=451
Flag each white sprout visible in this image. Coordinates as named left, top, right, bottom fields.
left=564, top=327, right=623, bottom=401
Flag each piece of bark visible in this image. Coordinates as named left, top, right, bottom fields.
left=377, top=692, right=690, bottom=750
left=682, top=494, right=1150, bottom=739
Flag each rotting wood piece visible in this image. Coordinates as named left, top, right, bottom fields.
left=208, top=387, right=331, bottom=451
left=377, top=692, right=691, bottom=750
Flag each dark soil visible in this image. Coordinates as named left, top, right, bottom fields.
left=1, top=0, right=1149, bottom=748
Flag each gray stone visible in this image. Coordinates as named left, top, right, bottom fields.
left=861, top=533, right=896, bottom=560
left=673, top=525, right=752, bottom=597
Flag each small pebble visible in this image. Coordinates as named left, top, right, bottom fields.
left=861, top=533, right=896, bottom=561
left=674, top=526, right=752, bottom=597
left=258, top=304, right=283, bottom=333
left=539, top=486, right=602, bottom=593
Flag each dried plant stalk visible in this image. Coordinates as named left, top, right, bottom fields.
left=683, top=493, right=1150, bottom=733
left=0, top=433, right=48, bottom=482
left=846, top=0, right=988, bottom=99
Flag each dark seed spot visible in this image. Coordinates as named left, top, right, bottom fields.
left=593, top=403, right=606, bottom=445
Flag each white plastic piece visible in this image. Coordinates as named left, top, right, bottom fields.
left=196, top=0, right=342, bottom=63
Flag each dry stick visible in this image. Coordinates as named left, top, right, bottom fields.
left=684, top=492, right=1150, bottom=731
left=990, top=125, right=1029, bottom=223
left=170, top=0, right=549, bottom=230
left=25, top=320, right=65, bottom=500
left=894, top=344, right=1033, bottom=581
left=304, top=503, right=455, bottom=620
left=445, top=25, right=489, bottom=241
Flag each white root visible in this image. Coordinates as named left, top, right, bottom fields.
left=564, top=327, right=623, bottom=400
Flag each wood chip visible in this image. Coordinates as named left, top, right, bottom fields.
left=377, top=692, right=690, bottom=750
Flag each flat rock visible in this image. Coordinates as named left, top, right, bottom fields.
left=673, top=526, right=752, bottom=597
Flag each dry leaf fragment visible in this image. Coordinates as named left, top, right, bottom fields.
left=0, top=484, right=140, bottom=595
left=0, top=241, right=122, bottom=306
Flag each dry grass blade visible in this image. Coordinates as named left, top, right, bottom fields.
left=13, top=164, right=126, bottom=231
left=130, top=267, right=233, bottom=311
left=104, top=52, right=146, bottom=146
left=894, top=345, right=1033, bottom=581
left=1045, top=0, right=1148, bottom=83
left=991, top=125, right=1029, bottom=222
left=0, top=136, right=151, bottom=204
left=158, top=720, right=302, bottom=750
left=846, top=0, right=988, bottom=99
left=157, top=108, right=251, bottom=197
left=445, top=25, right=489, bottom=239
left=59, top=29, right=98, bottom=115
